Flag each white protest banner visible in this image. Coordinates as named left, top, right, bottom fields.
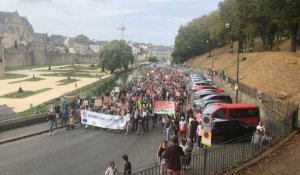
left=81, top=110, right=126, bottom=130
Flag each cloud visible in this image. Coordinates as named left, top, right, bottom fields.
left=100, top=9, right=141, bottom=17
left=19, top=0, right=52, bottom=3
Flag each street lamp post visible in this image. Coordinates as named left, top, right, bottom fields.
left=225, top=23, right=247, bottom=103
left=211, top=56, right=217, bottom=82
left=225, top=23, right=234, bottom=53
left=235, top=31, right=247, bottom=103
left=206, top=39, right=212, bottom=57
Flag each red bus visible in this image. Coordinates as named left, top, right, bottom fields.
left=200, top=103, right=260, bottom=125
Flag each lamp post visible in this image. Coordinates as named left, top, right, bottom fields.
left=211, top=56, right=217, bottom=82
left=235, top=31, right=247, bottom=103
left=225, top=23, right=247, bottom=102
left=206, top=39, right=212, bottom=57
left=225, top=23, right=234, bottom=53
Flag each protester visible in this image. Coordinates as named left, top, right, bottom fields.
left=256, top=121, right=265, bottom=133
left=179, top=117, right=187, bottom=140
left=122, top=154, right=132, bottom=175
left=48, top=105, right=55, bottom=136
left=189, top=117, right=198, bottom=143
left=196, top=122, right=203, bottom=149
left=157, top=140, right=168, bottom=164
left=179, top=139, right=189, bottom=170
left=163, top=136, right=185, bottom=175
left=124, top=110, right=131, bottom=135
left=186, top=135, right=194, bottom=169
left=54, top=103, right=61, bottom=128
left=260, top=131, right=272, bottom=148
left=251, top=130, right=261, bottom=150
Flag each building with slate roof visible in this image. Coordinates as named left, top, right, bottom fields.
left=0, top=11, right=34, bottom=48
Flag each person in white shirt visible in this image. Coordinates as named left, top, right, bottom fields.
left=180, top=139, right=189, bottom=169
left=104, top=161, right=118, bottom=175
left=124, top=110, right=131, bottom=135
left=256, top=121, right=265, bottom=133
left=196, top=122, right=203, bottom=149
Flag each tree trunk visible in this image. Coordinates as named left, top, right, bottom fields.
left=260, top=34, right=266, bottom=51
left=289, top=23, right=299, bottom=52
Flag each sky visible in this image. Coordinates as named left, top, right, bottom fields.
left=0, top=0, right=222, bottom=45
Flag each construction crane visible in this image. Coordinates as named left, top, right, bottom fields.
left=116, top=24, right=125, bottom=40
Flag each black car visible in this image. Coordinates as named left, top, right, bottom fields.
left=211, top=119, right=256, bottom=144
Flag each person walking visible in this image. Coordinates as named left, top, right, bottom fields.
left=163, top=135, right=184, bottom=175
left=179, top=117, right=187, bottom=140
left=196, top=122, right=203, bottom=149
left=122, top=154, right=132, bottom=175
left=48, top=105, right=55, bottom=136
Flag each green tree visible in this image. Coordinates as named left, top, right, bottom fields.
left=75, top=34, right=91, bottom=44
left=148, top=56, right=158, bottom=62
left=99, top=40, right=134, bottom=73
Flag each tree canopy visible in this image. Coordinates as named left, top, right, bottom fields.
left=99, top=40, right=134, bottom=73
left=148, top=56, right=158, bottom=62
left=172, top=0, right=300, bottom=63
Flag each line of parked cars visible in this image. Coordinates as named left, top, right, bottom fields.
left=189, top=72, right=259, bottom=144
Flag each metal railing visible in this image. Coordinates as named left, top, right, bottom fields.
left=0, top=113, right=19, bottom=121
left=121, top=67, right=299, bottom=175
left=119, top=110, right=296, bottom=175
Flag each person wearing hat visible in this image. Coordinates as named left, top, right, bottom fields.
left=163, top=135, right=184, bottom=175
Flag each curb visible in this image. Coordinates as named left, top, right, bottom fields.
left=224, top=129, right=299, bottom=175
left=0, top=129, right=49, bottom=145
left=0, top=121, right=82, bottom=145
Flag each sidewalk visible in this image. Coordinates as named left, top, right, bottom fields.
left=0, top=122, right=48, bottom=144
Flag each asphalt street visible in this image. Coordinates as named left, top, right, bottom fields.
left=0, top=125, right=165, bottom=175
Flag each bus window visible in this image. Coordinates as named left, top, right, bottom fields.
left=213, top=109, right=226, bottom=118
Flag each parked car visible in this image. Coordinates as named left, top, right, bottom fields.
left=211, top=118, right=256, bottom=144
left=194, top=85, right=224, bottom=93
left=200, top=103, right=260, bottom=125
left=193, top=91, right=217, bottom=100
left=196, top=100, right=230, bottom=112
left=193, top=93, right=232, bottom=109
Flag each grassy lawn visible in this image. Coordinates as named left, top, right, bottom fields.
left=5, top=65, right=46, bottom=71
left=9, top=77, right=45, bottom=84
left=0, top=88, right=52, bottom=99
left=40, top=72, right=101, bottom=78
left=57, top=78, right=79, bottom=86
left=18, top=105, right=49, bottom=117
left=62, top=64, right=99, bottom=70
left=0, top=73, right=28, bottom=80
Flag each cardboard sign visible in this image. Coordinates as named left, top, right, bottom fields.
left=154, top=101, right=175, bottom=114
left=120, top=103, right=128, bottom=110
left=80, top=94, right=87, bottom=100
left=115, top=87, right=120, bottom=93
left=103, top=96, right=111, bottom=105
left=95, top=99, right=102, bottom=107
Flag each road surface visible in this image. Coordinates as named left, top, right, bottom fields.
left=0, top=125, right=165, bottom=175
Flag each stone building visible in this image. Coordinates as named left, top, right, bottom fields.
left=0, top=11, right=34, bottom=49
left=0, top=36, right=5, bottom=78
